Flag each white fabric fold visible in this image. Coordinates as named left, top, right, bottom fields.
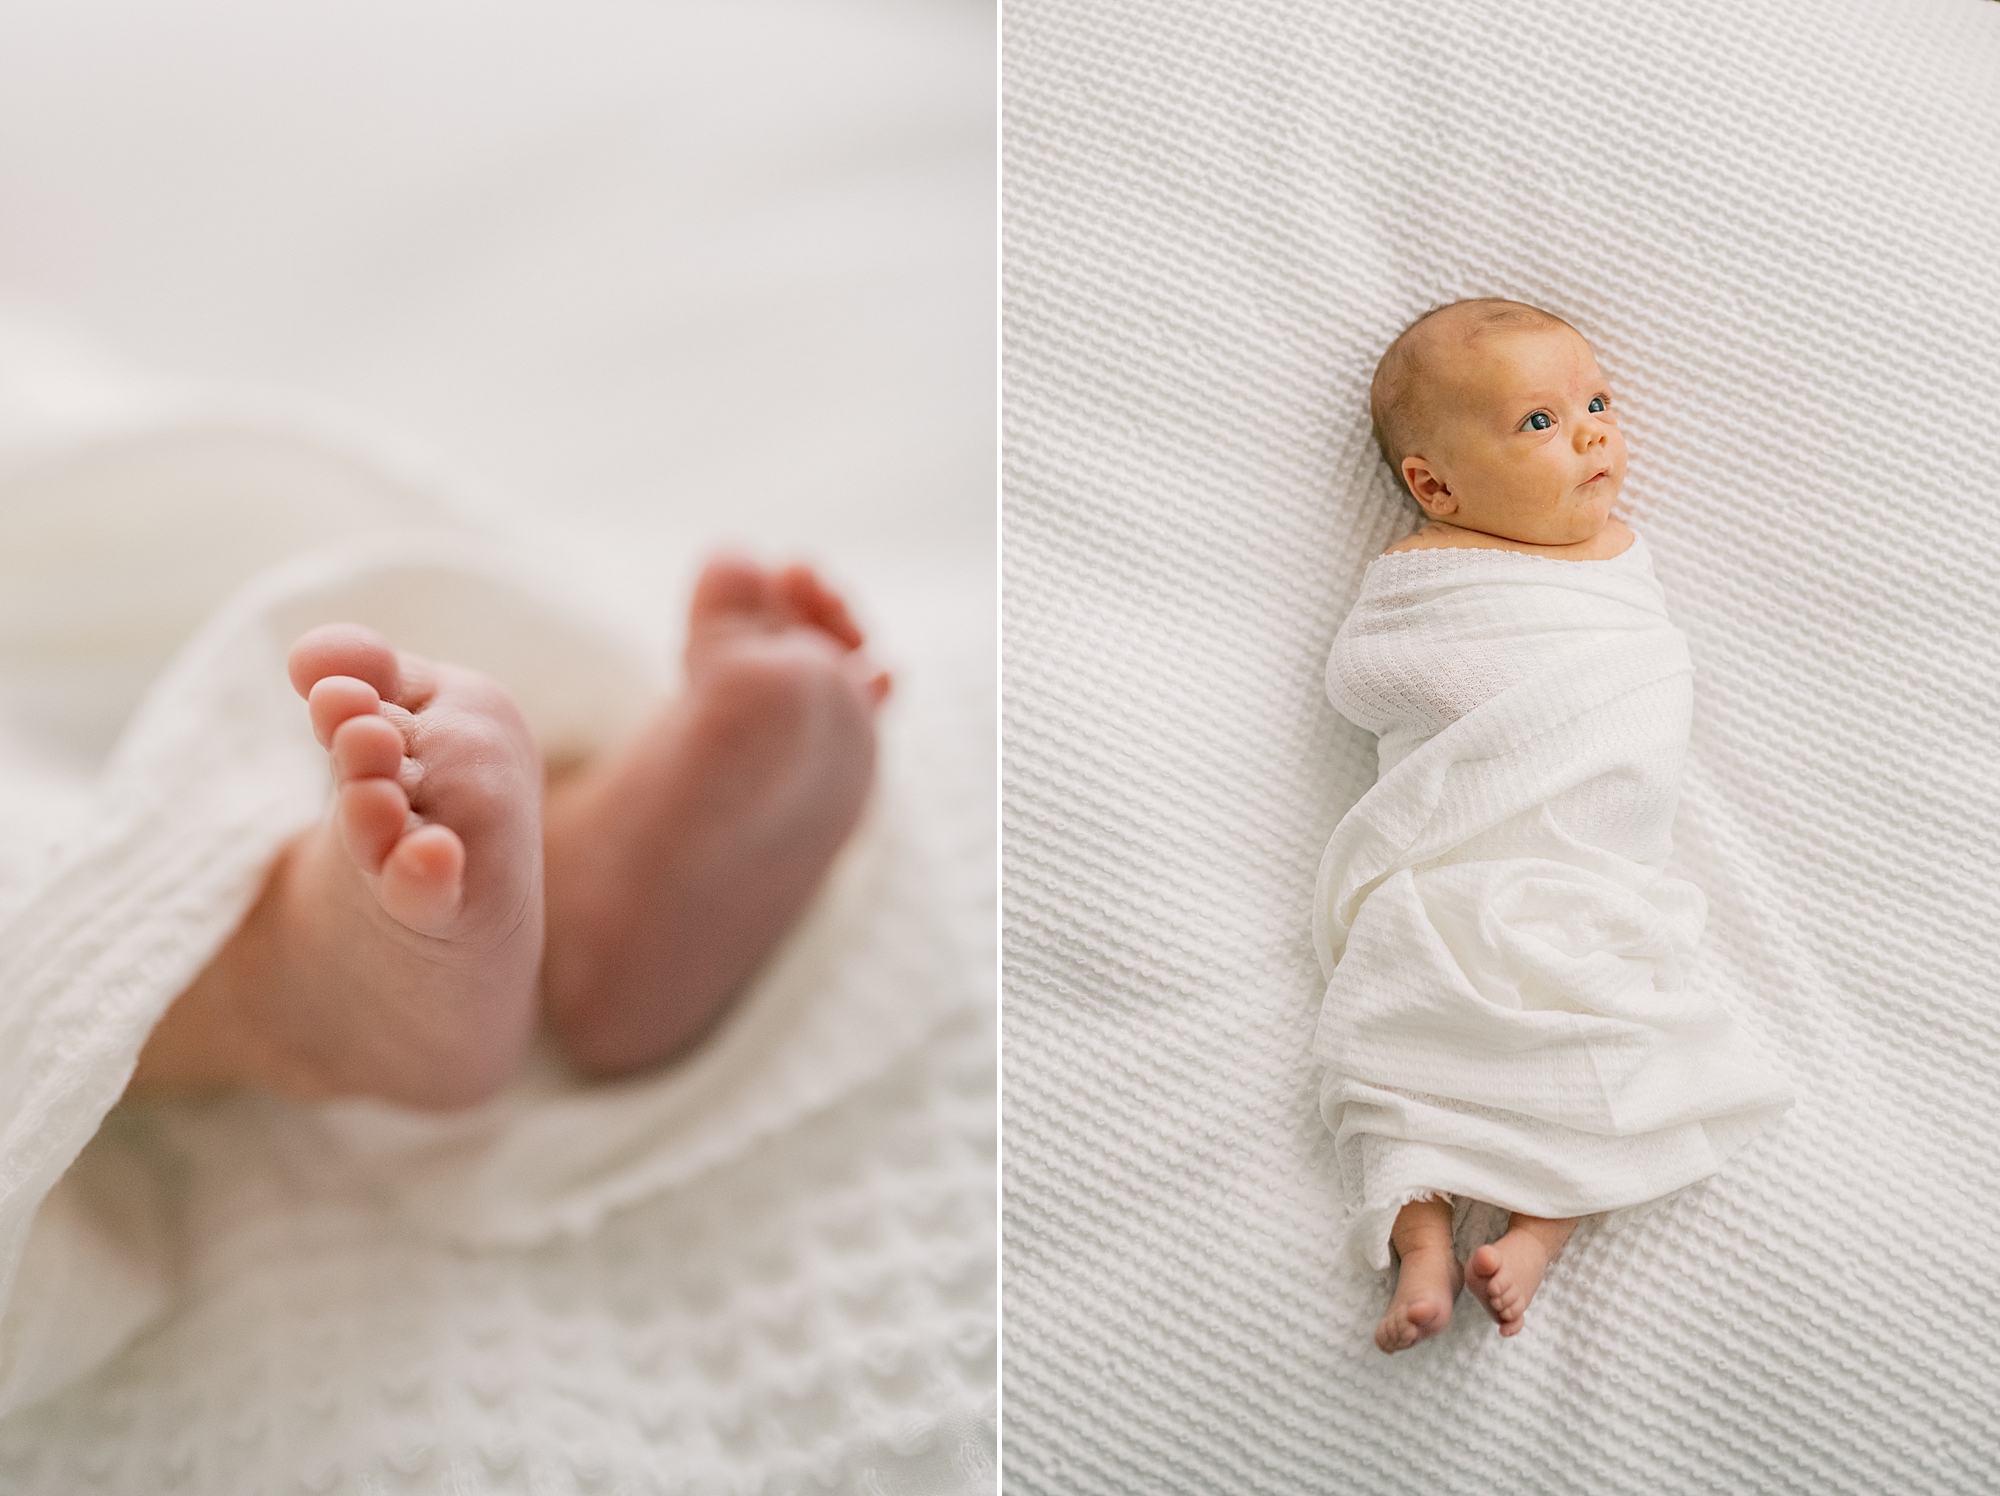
left=1312, top=537, right=1793, bottom=1269
left=0, top=423, right=968, bottom=1413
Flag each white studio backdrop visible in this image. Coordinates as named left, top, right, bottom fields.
left=0, top=0, right=993, bottom=594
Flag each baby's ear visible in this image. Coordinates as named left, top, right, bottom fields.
left=1400, top=456, right=1453, bottom=515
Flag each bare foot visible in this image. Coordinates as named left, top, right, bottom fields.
left=540, top=556, right=887, bottom=1077
left=1375, top=1197, right=1462, bottom=1354
left=130, top=625, right=546, bottom=1110
left=1465, top=1214, right=1578, bottom=1337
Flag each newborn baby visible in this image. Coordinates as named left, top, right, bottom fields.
left=127, top=556, right=888, bottom=1106
left=1313, top=299, right=1789, bottom=1354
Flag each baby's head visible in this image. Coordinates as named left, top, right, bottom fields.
left=1370, top=299, right=1625, bottom=547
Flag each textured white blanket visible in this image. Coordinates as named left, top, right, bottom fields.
left=1006, top=0, right=2000, bottom=1490
left=0, top=423, right=967, bottom=1410
left=1316, top=539, right=1791, bottom=1268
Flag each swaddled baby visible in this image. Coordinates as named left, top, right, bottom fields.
left=1313, top=299, right=1791, bottom=1353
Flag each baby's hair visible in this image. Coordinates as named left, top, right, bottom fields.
left=1370, top=298, right=1578, bottom=500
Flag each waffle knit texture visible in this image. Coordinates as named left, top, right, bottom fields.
left=0, top=418, right=996, bottom=1494
left=1316, top=537, right=1793, bottom=1269
left=1003, top=0, right=2000, bottom=1490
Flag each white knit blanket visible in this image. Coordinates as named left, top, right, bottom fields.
left=1005, top=0, right=2000, bottom=1490
left=1314, top=539, right=1792, bottom=1267
left=0, top=431, right=963, bottom=1413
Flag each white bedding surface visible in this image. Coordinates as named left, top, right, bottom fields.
left=0, top=2, right=995, bottom=1490
left=1003, top=1, right=2000, bottom=1491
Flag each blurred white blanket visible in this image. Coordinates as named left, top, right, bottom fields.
left=1315, top=539, right=1790, bottom=1267
left=0, top=416, right=982, bottom=1467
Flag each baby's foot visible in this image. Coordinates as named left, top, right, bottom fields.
left=541, top=556, right=887, bottom=1077
left=1465, top=1216, right=1574, bottom=1337
left=1375, top=1241, right=1463, bottom=1354
left=226, top=626, right=546, bottom=1108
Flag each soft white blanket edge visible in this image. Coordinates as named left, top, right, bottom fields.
left=0, top=431, right=963, bottom=1414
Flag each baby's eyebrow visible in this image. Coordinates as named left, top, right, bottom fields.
left=1506, top=395, right=1566, bottom=416
left=1507, top=387, right=1604, bottom=411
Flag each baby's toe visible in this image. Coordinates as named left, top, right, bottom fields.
left=338, top=777, right=411, bottom=874
left=378, top=824, right=465, bottom=933
left=690, top=554, right=771, bottom=623
left=330, top=712, right=406, bottom=783
left=308, top=676, right=384, bottom=749
left=778, top=564, right=865, bottom=648
left=290, top=624, right=401, bottom=702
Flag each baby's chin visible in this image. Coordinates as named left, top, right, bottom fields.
left=1463, top=508, right=1617, bottom=549
left=1512, top=487, right=1621, bottom=545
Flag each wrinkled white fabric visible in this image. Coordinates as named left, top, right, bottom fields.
left=1313, top=537, right=1792, bottom=1267
left=0, top=419, right=967, bottom=1424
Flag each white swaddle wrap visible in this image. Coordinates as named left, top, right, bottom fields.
left=1312, top=534, right=1793, bottom=1270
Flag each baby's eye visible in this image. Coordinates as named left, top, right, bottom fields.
left=1522, top=411, right=1553, bottom=431
left=1588, top=395, right=1607, bottom=413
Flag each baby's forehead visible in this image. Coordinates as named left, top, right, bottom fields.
left=1370, top=300, right=1596, bottom=455
left=1424, top=323, right=1596, bottom=400
left=1434, top=315, right=1580, bottom=363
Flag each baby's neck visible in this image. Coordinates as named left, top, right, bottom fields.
left=1384, top=516, right=1634, bottom=560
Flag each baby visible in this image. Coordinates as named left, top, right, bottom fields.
left=1370, top=299, right=1631, bottom=567
left=1315, top=299, right=1788, bottom=1353
left=126, top=555, right=889, bottom=1108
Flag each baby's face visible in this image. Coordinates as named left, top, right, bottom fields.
left=1401, top=324, right=1626, bottom=546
